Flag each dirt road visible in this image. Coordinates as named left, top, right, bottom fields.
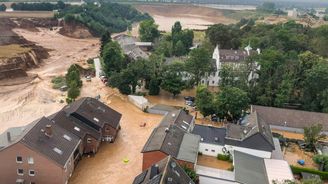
left=135, top=4, right=236, bottom=31
left=0, top=28, right=99, bottom=133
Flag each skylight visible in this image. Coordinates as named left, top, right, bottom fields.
left=74, top=126, right=80, bottom=132
left=182, top=120, right=189, bottom=125
left=53, top=147, right=63, bottom=155
left=63, top=134, right=72, bottom=141
left=181, top=125, right=187, bottom=130
left=93, top=117, right=99, bottom=122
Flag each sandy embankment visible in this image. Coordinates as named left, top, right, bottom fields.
left=0, top=28, right=99, bottom=133
left=135, top=4, right=236, bottom=31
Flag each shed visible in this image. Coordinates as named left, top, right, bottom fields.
left=128, top=95, right=150, bottom=111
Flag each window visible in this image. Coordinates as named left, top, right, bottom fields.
left=212, top=81, right=215, bottom=84
left=74, top=126, right=80, bottom=132
left=211, top=150, right=215, bottom=152
left=205, top=149, right=208, bottom=151
left=29, top=170, right=35, bottom=176
left=63, top=134, right=72, bottom=141
left=27, top=157, right=34, bottom=164
left=30, top=182, right=36, bottom=184
left=53, top=147, right=63, bottom=155
left=16, top=156, right=23, bottom=163
left=87, top=138, right=92, bottom=144
left=17, top=169, right=24, bottom=176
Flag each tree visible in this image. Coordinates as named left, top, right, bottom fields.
left=185, top=47, right=212, bottom=85
left=196, top=85, right=215, bottom=117
left=206, top=24, right=241, bottom=49
left=56, top=1, right=65, bottom=9
left=313, top=154, right=328, bottom=171
left=171, top=21, right=182, bottom=37
left=66, top=64, right=82, bottom=88
left=311, top=25, right=328, bottom=57
left=257, top=2, right=275, bottom=12
left=102, top=41, right=125, bottom=76
left=148, top=78, right=160, bottom=95
left=67, top=82, right=80, bottom=100
left=304, top=124, right=324, bottom=151
left=100, top=31, right=112, bottom=56
left=215, top=87, right=249, bottom=120
left=139, top=19, right=160, bottom=42
left=161, top=63, right=186, bottom=96
left=174, top=40, right=187, bottom=56
left=183, top=166, right=198, bottom=183
left=0, top=4, right=6, bottom=11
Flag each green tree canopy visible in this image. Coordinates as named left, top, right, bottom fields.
left=161, top=63, right=186, bottom=96
left=139, top=19, right=160, bottom=42
left=195, top=85, right=215, bottom=117
left=215, top=87, right=249, bottom=120
left=0, top=4, right=6, bottom=11
left=304, top=124, right=324, bottom=151
left=102, top=41, right=125, bottom=76
left=185, top=47, right=212, bottom=85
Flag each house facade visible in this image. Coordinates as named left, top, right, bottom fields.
left=192, top=112, right=275, bottom=159
left=0, top=117, right=81, bottom=184
left=201, top=45, right=260, bottom=87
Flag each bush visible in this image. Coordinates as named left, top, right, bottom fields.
left=51, top=76, right=66, bottom=89
left=290, top=165, right=328, bottom=180
left=217, top=153, right=231, bottom=161
left=148, top=78, right=160, bottom=96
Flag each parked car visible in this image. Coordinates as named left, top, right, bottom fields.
left=185, top=101, right=195, bottom=107
left=184, top=96, right=195, bottom=102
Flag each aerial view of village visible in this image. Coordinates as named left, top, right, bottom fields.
left=0, top=0, right=328, bottom=183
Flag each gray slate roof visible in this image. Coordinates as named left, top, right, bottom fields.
left=114, top=34, right=148, bottom=60
left=50, top=110, right=101, bottom=140
left=219, top=49, right=257, bottom=63
left=64, top=97, right=122, bottom=130
left=159, top=109, right=194, bottom=132
left=252, top=105, right=328, bottom=131
left=225, top=112, right=274, bottom=150
left=142, top=125, right=200, bottom=163
left=21, top=117, right=80, bottom=167
left=192, top=124, right=226, bottom=145
left=133, top=156, right=195, bottom=184
left=234, top=151, right=269, bottom=184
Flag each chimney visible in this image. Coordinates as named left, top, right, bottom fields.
left=6, top=132, right=11, bottom=142
left=45, top=124, right=53, bottom=137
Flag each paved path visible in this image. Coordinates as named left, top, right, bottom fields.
left=94, top=58, right=102, bottom=78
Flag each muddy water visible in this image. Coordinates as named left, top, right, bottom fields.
left=69, top=96, right=163, bottom=184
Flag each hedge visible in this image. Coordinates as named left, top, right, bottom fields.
left=217, top=153, right=231, bottom=162
left=290, top=165, right=328, bottom=180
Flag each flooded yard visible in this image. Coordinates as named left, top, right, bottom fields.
left=197, top=155, right=232, bottom=170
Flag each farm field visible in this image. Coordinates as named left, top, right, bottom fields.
left=0, top=11, right=54, bottom=18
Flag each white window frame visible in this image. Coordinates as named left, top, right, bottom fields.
left=16, top=156, right=23, bottom=163
left=29, top=170, right=35, bottom=176
left=17, top=168, right=24, bottom=176
left=27, top=157, right=34, bottom=164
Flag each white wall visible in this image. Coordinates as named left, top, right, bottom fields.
left=199, top=143, right=271, bottom=158
left=226, top=145, right=271, bottom=159
left=199, top=143, right=224, bottom=157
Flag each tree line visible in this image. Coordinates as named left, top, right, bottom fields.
left=100, top=21, right=213, bottom=97
left=11, top=1, right=66, bottom=11
left=195, top=20, right=328, bottom=120
left=55, top=2, right=151, bottom=36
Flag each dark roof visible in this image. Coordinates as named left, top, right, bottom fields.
left=192, top=125, right=226, bottom=145
left=133, top=156, right=195, bottom=184
left=21, top=117, right=80, bottom=167
left=219, top=49, right=257, bottom=63
left=159, top=110, right=194, bottom=132
left=142, top=125, right=200, bottom=163
left=50, top=110, right=101, bottom=140
left=252, top=105, right=328, bottom=131
left=226, top=112, right=274, bottom=146
left=64, top=97, right=122, bottom=129
left=234, top=151, right=269, bottom=184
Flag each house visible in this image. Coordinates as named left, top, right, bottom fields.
left=114, top=34, right=149, bottom=60
left=192, top=112, right=275, bottom=159
left=142, top=106, right=199, bottom=170
left=201, top=45, right=260, bottom=87
left=233, top=151, right=294, bottom=184
left=63, top=97, right=122, bottom=142
left=0, top=117, right=81, bottom=184
left=135, top=42, right=153, bottom=51
left=251, top=105, right=328, bottom=134
left=133, top=156, right=195, bottom=184
left=141, top=125, right=200, bottom=170
left=50, top=110, right=102, bottom=154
